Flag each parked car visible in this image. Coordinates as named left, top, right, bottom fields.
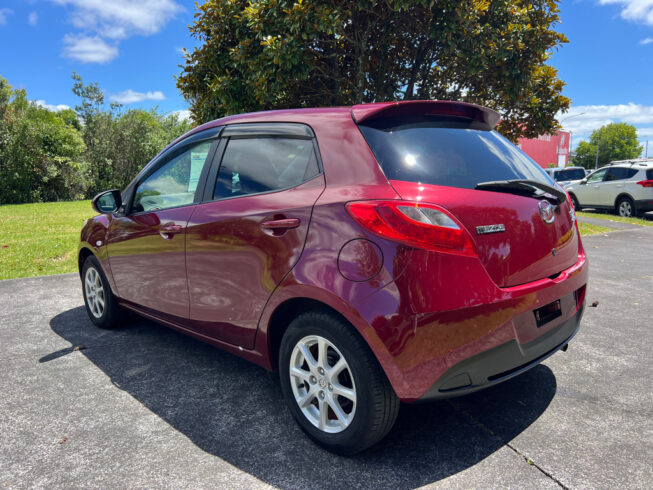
left=544, top=166, right=587, bottom=188
left=566, top=159, right=653, bottom=217
left=79, top=100, right=588, bottom=454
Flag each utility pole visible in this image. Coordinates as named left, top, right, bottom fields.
left=646, top=140, right=649, bottom=158
left=595, top=132, right=600, bottom=169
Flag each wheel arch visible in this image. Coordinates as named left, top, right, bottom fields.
left=78, top=246, right=95, bottom=278
left=615, top=192, right=635, bottom=207
left=265, top=297, right=367, bottom=372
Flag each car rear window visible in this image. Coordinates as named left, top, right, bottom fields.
left=358, top=116, right=552, bottom=189
left=554, top=168, right=586, bottom=181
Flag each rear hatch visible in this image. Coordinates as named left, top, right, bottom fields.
left=355, top=105, right=579, bottom=288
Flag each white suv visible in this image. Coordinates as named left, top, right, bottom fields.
left=566, top=159, right=653, bottom=217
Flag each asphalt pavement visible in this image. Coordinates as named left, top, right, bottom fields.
left=1, top=226, right=652, bottom=489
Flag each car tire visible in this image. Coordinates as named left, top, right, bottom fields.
left=279, top=311, right=399, bottom=455
left=616, top=196, right=635, bottom=218
left=82, top=255, right=124, bottom=329
left=569, top=193, right=581, bottom=211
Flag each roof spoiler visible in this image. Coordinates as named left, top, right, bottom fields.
left=351, top=100, right=501, bottom=129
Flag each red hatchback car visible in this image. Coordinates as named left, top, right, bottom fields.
left=79, top=100, right=588, bottom=454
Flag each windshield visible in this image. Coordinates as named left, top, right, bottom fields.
left=358, top=116, right=554, bottom=189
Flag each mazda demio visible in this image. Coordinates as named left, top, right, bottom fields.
left=79, top=100, right=588, bottom=454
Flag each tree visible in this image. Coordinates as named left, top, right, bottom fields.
left=0, top=76, right=89, bottom=204
left=572, top=123, right=642, bottom=170
left=177, top=0, right=570, bottom=140
left=71, top=73, right=193, bottom=195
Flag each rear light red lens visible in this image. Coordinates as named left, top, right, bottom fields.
left=636, top=180, right=653, bottom=188
left=345, top=200, right=477, bottom=256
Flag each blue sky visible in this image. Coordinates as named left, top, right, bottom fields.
left=0, top=0, right=652, bottom=153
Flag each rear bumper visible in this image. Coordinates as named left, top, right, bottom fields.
left=635, top=199, right=653, bottom=212
left=417, top=301, right=584, bottom=402
left=355, top=247, right=589, bottom=402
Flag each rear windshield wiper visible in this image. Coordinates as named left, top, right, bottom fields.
left=475, top=179, right=566, bottom=204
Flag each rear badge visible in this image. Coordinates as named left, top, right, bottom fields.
left=476, top=224, right=505, bottom=235
left=539, top=200, right=555, bottom=224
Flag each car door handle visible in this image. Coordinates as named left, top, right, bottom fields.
left=159, top=223, right=183, bottom=239
left=260, top=218, right=300, bottom=230
left=616, top=184, right=623, bottom=188
left=593, top=185, right=600, bottom=189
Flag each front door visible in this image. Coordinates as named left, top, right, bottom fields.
left=185, top=131, right=325, bottom=348
left=578, top=168, right=607, bottom=206
left=108, top=139, right=215, bottom=320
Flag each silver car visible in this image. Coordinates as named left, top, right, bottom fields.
left=566, top=160, right=653, bottom=217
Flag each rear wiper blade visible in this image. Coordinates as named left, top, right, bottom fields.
left=475, top=179, right=566, bottom=204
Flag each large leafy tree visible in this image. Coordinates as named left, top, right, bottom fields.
left=177, top=0, right=570, bottom=140
left=0, top=77, right=88, bottom=204
left=572, top=123, right=642, bottom=170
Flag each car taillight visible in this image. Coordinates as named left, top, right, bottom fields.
left=345, top=200, right=477, bottom=256
left=636, top=180, right=653, bottom=188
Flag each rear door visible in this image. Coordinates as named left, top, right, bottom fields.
left=185, top=123, right=325, bottom=348
left=107, top=130, right=219, bottom=320
left=599, top=167, right=638, bottom=206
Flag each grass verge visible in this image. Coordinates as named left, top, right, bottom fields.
left=0, top=201, right=625, bottom=281
left=577, top=221, right=614, bottom=236
left=0, top=201, right=94, bottom=280
left=577, top=211, right=653, bottom=227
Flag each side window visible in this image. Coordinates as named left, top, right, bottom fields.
left=623, top=168, right=638, bottom=179
left=587, top=169, right=607, bottom=184
left=213, top=138, right=319, bottom=199
left=133, top=141, right=212, bottom=213
left=605, top=167, right=638, bottom=181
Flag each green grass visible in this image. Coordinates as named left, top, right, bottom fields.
left=577, top=221, right=614, bottom=236
left=0, top=200, right=95, bottom=280
left=577, top=211, right=653, bottom=227
left=0, top=200, right=627, bottom=281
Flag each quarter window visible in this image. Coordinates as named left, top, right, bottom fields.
left=133, top=141, right=212, bottom=213
left=213, top=138, right=319, bottom=199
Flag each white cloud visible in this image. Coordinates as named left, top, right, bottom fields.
left=559, top=103, right=653, bottom=150
left=28, top=11, right=38, bottom=27
left=62, top=34, right=118, bottom=63
left=109, top=89, right=166, bottom=104
left=171, top=109, right=191, bottom=121
left=52, top=0, right=181, bottom=63
left=599, top=0, right=653, bottom=26
left=0, top=8, right=13, bottom=26
left=34, top=100, right=71, bottom=112
left=52, top=0, right=182, bottom=39
left=641, top=37, right=653, bottom=44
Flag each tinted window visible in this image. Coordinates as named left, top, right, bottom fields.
left=358, top=116, right=552, bottom=189
left=606, top=167, right=638, bottom=181
left=133, top=141, right=212, bottom=212
left=554, top=168, right=586, bottom=181
left=214, top=138, right=319, bottom=199
left=647, top=169, right=653, bottom=180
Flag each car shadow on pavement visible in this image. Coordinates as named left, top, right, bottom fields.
left=48, top=307, right=557, bottom=489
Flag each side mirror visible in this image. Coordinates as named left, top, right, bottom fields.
left=92, top=189, right=122, bottom=214
left=580, top=179, right=587, bottom=185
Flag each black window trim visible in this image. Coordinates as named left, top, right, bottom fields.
left=123, top=126, right=223, bottom=216
left=200, top=123, right=324, bottom=204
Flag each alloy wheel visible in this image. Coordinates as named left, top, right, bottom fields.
left=619, top=200, right=633, bottom=217
left=84, top=266, right=105, bottom=319
left=289, top=335, right=357, bottom=433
